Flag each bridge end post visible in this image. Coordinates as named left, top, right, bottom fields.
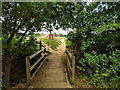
left=71, top=55, right=75, bottom=82
left=39, top=41, right=42, bottom=56
left=25, top=56, right=30, bottom=86
left=44, top=47, right=46, bottom=53
left=47, top=42, right=49, bottom=51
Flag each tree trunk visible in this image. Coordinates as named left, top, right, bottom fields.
left=3, top=47, right=14, bottom=88
left=18, top=26, right=31, bottom=48
left=4, top=55, right=11, bottom=88
left=3, top=15, right=32, bottom=88
left=73, top=44, right=77, bottom=55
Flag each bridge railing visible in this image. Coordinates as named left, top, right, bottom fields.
left=65, top=47, right=75, bottom=83
left=25, top=41, right=47, bottom=86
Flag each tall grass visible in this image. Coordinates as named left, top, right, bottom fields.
left=37, top=37, right=67, bottom=50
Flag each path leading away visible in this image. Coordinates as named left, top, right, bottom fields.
left=30, top=39, right=72, bottom=88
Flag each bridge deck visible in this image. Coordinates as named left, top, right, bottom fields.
left=30, top=39, right=72, bottom=88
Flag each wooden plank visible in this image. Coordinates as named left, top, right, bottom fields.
left=66, top=49, right=72, bottom=61
left=39, top=41, right=42, bottom=56
left=66, top=49, right=72, bottom=58
left=67, top=59, right=72, bottom=78
left=25, top=56, right=30, bottom=86
left=48, top=42, right=49, bottom=51
left=67, top=58, right=72, bottom=70
left=30, top=55, right=47, bottom=80
left=30, top=54, right=45, bottom=71
left=71, top=56, right=75, bottom=82
left=65, top=56, right=72, bottom=80
left=44, top=47, right=46, bottom=53
left=29, top=47, right=46, bottom=59
left=66, top=55, right=72, bottom=70
left=39, top=41, right=42, bottom=50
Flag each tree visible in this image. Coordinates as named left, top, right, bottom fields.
left=67, top=2, right=120, bottom=88
left=2, top=2, right=75, bottom=88
left=53, top=32, right=58, bottom=37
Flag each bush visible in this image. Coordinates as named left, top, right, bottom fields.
left=77, top=50, right=120, bottom=88
left=8, top=36, right=38, bottom=87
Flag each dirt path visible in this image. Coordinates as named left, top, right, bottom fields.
left=30, top=39, right=72, bottom=88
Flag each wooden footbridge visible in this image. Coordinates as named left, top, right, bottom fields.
left=25, top=39, right=75, bottom=88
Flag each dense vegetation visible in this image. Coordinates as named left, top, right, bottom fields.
left=67, top=2, right=120, bottom=88
left=2, top=2, right=74, bottom=88
left=2, top=1, right=120, bottom=89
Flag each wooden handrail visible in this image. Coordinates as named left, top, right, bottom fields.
left=25, top=56, right=30, bottom=86
left=30, top=54, right=45, bottom=71
left=66, top=55, right=72, bottom=70
left=65, top=48, right=75, bottom=82
left=30, top=56, right=47, bottom=80
left=25, top=41, right=47, bottom=86
left=66, top=49, right=72, bottom=61
left=72, top=55, right=75, bottom=82
left=29, top=47, right=46, bottom=59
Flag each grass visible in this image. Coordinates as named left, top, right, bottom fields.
left=46, top=51, right=52, bottom=56
left=55, top=37, right=67, bottom=42
left=66, top=40, right=71, bottom=46
left=74, top=72, right=92, bottom=88
left=37, top=37, right=67, bottom=50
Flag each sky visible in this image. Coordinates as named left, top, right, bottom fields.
left=35, top=22, right=74, bottom=35
left=36, top=27, right=74, bottom=35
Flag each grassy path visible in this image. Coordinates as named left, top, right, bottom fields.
left=30, top=39, right=72, bottom=88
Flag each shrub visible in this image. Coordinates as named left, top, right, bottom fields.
left=77, top=50, right=120, bottom=88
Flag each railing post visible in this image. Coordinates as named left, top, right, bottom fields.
left=44, top=47, right=46, bottom=53
left=48, top=42, right=49, bottom=51
left=39, top=41, right=42, bottom=56
left=72, top=55, right=75, bottom=82
left=39, top=41, right=42, bottom=50
left=25, top=56, right=30, bottom=86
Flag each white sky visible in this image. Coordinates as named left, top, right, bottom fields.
left=36, top=28, right=74, bottom=35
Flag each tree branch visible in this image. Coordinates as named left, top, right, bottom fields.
left=6, top=16, right=32, bottom=46
left=18, top=26, right=32, bottom=48
left=6, top=33, right=15, bottom=45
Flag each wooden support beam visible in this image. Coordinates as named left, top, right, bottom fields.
left=30, top=54, right=45, bottom=71
left=25, top=40, right=47, bottom=87
left=39, top=41, right=42, bottom=56
left=66, top=49, right=72, bottom=61
left=65, top=48, right=76, bottom=83
left=65, top=51, right=72, bottom=80
left=66, top=54, right=72, bottom=70
left=47, top=42, right=49, bottom=51
left=66, top=58, right=72, bottom=79
left=29, top=47, right=46, bottom=59
left=39, top=41, right=42, bottom=50
left=25, top=56, right=30, bottom=86
left=30, top=56, right=47, bottom=80
left=71, top=56, right=75, bottom=82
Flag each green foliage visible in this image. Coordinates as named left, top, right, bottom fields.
left=53, top=32, right=58, bottom=37
left=2, top=2, right=75, bottom=88
left=70, top=79, right=77, bottom=85
left=46, top=51, right=52, bottom=56
left=77, top=50, right=120, bottom=88
left=38, top=37, right=62, bottom=50
left=6, top=36, right=38, bottom=87
left=2, top=1, right=120, bottom=88
left=66, top=40, right=71, bottom=46
left=67, top=2, right=120, bottom=88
